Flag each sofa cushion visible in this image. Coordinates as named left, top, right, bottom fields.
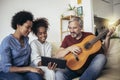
left=51, top=42, right=61, bottom=56
left=105, top=39, right=120, bottom=69
left=97, top=68, right=120, bottom=80
left=73, top=68, right=120, bottom=80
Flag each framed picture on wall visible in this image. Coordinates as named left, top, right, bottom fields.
left=77, top=6, right=83, bottom=17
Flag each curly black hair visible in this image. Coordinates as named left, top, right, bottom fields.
left=11, top=11, right=34, bottom=30
left=32, top=18, right=49, bottom=35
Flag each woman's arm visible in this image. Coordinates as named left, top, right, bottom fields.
left=9, top=66, right=44, bottom=75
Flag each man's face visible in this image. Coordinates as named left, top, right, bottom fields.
left=68, top=21, right=82, bottom=38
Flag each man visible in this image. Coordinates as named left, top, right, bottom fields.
left=55, top=17, right=114, bottom=80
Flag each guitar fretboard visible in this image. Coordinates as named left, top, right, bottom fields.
left=90, top=29, right=109, bottom=46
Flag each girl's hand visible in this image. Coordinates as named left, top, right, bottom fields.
left=47, top=62, right=57, bottom=70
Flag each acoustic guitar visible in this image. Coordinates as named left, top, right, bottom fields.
left=64, top=29, right=109, bottom=70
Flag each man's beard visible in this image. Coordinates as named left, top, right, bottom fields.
left=70, top=32, right=82, bottom=40
left=71, top=32, right=78, bottom=38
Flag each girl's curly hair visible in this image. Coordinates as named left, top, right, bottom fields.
left=32, top=18, right=49, bottom=35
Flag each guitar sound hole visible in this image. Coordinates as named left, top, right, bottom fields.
left=85, top=42, right=91, bottom=49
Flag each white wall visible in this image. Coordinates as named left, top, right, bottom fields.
left=82, top=0, right=94, bottom=32
left=92, top=0, right=113, bottom=19
left=0, top=0, right=69, bottom=43
left=69, top=0, right=94, bottom=33
left=113, top=0, right=120, bottom=20
left=93, top=0, right=120, bottom=20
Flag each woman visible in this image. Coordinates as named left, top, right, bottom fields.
left=30, top=18, right=56, bottom=80
left=0, top=11, right=43, bottom=80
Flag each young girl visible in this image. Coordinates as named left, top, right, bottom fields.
left=30, top=18, right=56, bottom=80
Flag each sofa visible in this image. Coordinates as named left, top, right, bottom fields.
left=51, top=38, right=120, bottom=80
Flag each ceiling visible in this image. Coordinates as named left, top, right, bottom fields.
left=102, top=0, right=120, bottom=5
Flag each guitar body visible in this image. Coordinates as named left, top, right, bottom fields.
left=64, top=35, right=102, bottom=70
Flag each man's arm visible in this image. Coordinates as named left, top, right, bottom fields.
left=55, top=47, right=70, bottom=58
left=104, top=28, right=115, bottom=54
left=55, top=45, right=81, bottom=58
left=104, top=36, right=111, bottom=54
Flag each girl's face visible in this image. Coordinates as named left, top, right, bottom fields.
left=17, top=20, right=32, bottom=37
left=37, top=27, right=47, bottom=43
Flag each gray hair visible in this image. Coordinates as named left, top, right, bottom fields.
left=68, top=17, right=83, bottom=28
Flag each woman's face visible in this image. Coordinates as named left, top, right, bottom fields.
left=18, top=20, right=32, bottom=37
left=37, top=27, right=47, bottom=43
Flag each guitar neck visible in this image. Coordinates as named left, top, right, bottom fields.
left=90, top=29, right=109, bottom=44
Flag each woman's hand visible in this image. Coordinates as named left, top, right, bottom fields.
left=29, top=67, right=44, bottom=76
